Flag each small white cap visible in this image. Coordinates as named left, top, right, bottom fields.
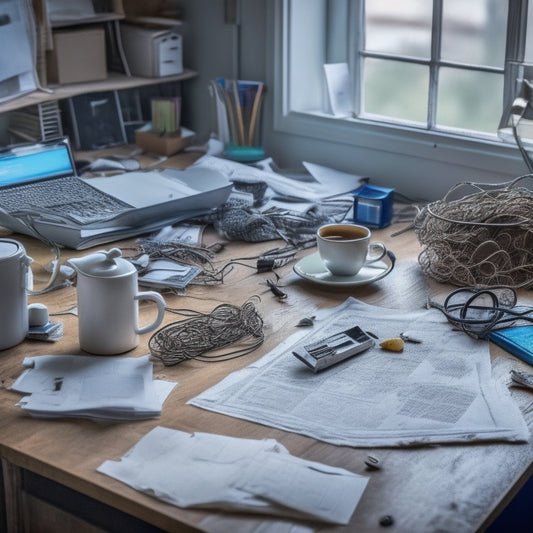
left=28, top=303, right=49, bottom=327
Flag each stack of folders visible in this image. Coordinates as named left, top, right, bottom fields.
left=9, top=101, right=63, bottom=142
left=10, top=355, right=176, bottom=421
left=489, top=326, right=533, bottom=366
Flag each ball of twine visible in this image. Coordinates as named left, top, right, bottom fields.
left=414, top=178, right=533, bottom=288
left=149, top=297, right=264, bottom=366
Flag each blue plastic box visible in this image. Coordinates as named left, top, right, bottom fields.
left=353, top=184, right=394, bottom=228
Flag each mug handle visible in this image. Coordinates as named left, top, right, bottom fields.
left=365, top=242, right=387, bottom=264
left=135, top=291, right=166, bottom=335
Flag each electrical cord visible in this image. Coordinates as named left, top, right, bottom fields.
left=428, top=287, right=533, bottom=339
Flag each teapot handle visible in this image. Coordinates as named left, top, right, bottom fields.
left=134, top=291, right=166, bottom=334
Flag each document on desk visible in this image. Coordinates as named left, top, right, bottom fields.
left=10, top=355, right=176, bottom=421
left=191, top=155, right=364, bottom=202
left=189, top=298, right=530, bottom=447
left=97, top=426, right=368, bottom=525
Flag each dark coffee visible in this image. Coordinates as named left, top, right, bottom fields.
left=319, top=225, right=368, bottom=241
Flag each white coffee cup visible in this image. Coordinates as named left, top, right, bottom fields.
left=317, top=223, right=387, bottom=276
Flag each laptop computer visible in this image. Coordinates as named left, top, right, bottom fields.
left=0, top=138, right=233, bottom=247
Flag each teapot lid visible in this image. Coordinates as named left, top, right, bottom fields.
left=67, top=248, right=135, bottom=278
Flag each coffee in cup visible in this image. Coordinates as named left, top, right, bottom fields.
left=316, top=223, right=387, bottom=276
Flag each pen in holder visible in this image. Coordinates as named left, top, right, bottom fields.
left=209, top=78, right=266, bottom=162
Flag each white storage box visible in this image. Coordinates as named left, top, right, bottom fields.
left=121, top=24, right=183, bottom=77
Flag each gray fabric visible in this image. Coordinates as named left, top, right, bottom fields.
left=202, top=195, right=354, bottom=245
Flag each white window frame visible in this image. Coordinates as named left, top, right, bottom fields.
left=271, top=0, right=528, bottom=180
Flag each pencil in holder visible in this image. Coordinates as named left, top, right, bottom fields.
left=209, top=78, right=266, bottom=162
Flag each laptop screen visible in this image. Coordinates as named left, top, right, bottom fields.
left=0, top=139, right=75, bottom=187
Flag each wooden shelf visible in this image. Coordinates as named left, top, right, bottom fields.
left=0, top=70, right=198, bottom=113
left=50, top=12, right=125, bottom=28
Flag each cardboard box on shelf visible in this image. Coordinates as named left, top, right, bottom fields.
left=135, top=128, right=192, bottom=156
left=46, top=28, right=107, bottom=85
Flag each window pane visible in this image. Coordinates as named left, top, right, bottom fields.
left=365, top=0, right=432, bottom=58
left=363, top=58, right=428, bottom=124
left=437, top=68, right=503, bottom=133
left=441, top=0, right=507, bottom=68
left=526, top=4, right=533, bottom=62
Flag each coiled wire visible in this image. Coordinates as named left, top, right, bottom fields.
left=149, top=297, right=264, bottom=366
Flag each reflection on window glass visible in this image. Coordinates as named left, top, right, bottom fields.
left=437, top=68, right=503, bottom=133
left=441, top=0, right=507, bottom=67
left=363, top=58, right=428, bottom=124
left=365, top=0, right=432, bottom=58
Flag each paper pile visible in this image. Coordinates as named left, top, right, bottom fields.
left=98, top=426, right=368, bottom=525
left=10, top=355, right=175, bottom=421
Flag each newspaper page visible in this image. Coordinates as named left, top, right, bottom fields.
left=189, top=298, right=529, bottom=447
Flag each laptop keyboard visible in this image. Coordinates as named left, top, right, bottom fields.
left=0, top=176, right=133, bottom=224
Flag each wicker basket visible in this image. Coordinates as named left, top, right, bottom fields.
left=414, top=176, right=533, bottom=288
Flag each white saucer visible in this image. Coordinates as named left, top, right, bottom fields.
left=293, top=252, right=392, bottom=287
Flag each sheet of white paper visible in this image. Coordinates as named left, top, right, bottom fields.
left=323, top=63, right=354, bottom=117
left=98, top=426, right=367, bottom=524
left=237, top=451, right=367, bottom=524
left=11, top=355, right=176, bottom=420
left=189, top=298, right=530, bottom=447
left=192, top=155, right=363, bottom=201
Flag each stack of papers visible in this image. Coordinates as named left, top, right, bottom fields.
left=98, top=426, right=368, bottom=525
left=138, top=259, right=201, bottom=290
left=191, top=155, right=365, bottom=202
left=10, top=355, right=175, bottom=421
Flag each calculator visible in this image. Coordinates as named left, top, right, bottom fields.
left=292, top=325, right=375, bottom=372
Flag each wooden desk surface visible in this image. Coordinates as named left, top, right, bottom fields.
left=1, top=225, right=533, bottom=533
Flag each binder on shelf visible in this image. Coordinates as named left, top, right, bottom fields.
left=9, top=101, right=63, bottom=142
left=121, top=24, right=183, bottom=78
left=0, top=0, right=38, bottom=103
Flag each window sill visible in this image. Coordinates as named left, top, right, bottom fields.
left=274, top=109, right=524, bottom=176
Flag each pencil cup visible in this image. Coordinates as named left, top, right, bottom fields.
left=209, top=78, right=266, bottom=162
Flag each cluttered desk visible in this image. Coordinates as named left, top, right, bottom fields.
left=1, top=149, right=533, bottom=533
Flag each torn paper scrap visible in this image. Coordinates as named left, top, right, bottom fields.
left=97, top=426, right=367, bottom=525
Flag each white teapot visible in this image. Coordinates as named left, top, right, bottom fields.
left=67, top=248, right=165, bottom=355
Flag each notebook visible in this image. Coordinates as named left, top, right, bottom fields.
left=0, top=138, right=233, bottom=248
left=489, top=326, right=533, bottom=367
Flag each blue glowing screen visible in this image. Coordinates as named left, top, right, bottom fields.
left=0, top=141, right=74, bottom=187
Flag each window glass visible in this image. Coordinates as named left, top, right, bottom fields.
left=365, top=0, right=433, bottom=58
left=525, top=4, right=533, bottom=62
left=437, top=68, right=503, bottom=133
left=441, top=0, right=507, bottom=67
left=363, top=58, right=428, bottom=124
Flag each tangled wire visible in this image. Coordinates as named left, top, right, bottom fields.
left=149, top=297, right=264, bottom=366
left=414, top=176, right=533, bottom=288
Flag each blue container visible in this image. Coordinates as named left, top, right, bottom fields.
left=353, top=184, right=394, bottom=228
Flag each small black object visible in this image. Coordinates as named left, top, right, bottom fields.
left=379, top=515, right=394, bottom=527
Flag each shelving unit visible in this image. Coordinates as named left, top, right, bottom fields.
left=0, top=70, right=197, bottom=114
left=1, top=0, right=195, bottom=146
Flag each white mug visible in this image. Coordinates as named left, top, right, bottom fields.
left=0, top=239, right=32, bottom=350
left=67, top=249, right=166, bottom=355
left=317, top=223, right=387, bottom=276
